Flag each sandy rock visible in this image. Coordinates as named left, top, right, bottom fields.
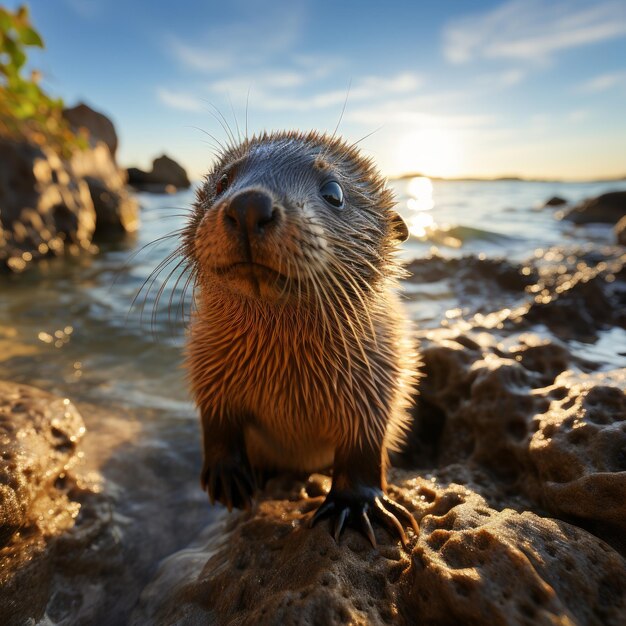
left=529, top=370, right=626, bottom=530
left=563, top=191, right=626, bottom=225
left=127, top=154, right=190, bottom=192
left=131, top=475, right=626, bottom=626
left=63, top=102, right=118, bottom=158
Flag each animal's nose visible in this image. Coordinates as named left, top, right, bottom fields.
left=224, top=190, right=277, bottom=236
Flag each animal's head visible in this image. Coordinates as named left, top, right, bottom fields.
left=184, top=131, right=408, bottom=306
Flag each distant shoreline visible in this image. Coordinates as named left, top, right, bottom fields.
left=391, top=173, right=626, bottom=184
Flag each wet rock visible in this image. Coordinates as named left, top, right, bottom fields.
left=0, top=380, right=85, bottom=624
left=0, top=383, right=141, bottom=626
left=543, top=196, right=567, bottom=207
left=131, top=476, right=626, bottom=626
left=127, top=154, right=190, bottom=192
left=563, top=191, right=626, bottom=225
left=63, top=102, right=118, bottom=158
left=616, top=215, right=626, bottom=245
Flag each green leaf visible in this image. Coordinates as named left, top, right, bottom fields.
left=17, top=26, right=43, bottom=47
left=0, top=11, right=12, bottom=34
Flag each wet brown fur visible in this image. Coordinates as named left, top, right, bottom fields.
left=182, top=130, right=419, bottom=480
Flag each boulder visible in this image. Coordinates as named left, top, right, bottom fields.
left=563, top=191, right=626, bottom=225
left=127, top=154, right=190, bottom=192
left=70, top=141, right=139, bottom=236
left=0, top=134, right=139, bottom=270
left=63, top=102, right=118, bottom=158
left=543, top=196, right=567, bottom=207
left=0, top=138, right=96, bottom=271
left=130, top=311, right=626, bottom=625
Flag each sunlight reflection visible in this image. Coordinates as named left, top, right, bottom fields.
left=406, top=176, right=435, bottom=238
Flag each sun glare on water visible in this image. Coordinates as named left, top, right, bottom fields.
left=406, top=176, right=434, bottom=238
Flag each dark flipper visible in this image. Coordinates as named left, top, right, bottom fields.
left=309, top=438, right=418, bottom=548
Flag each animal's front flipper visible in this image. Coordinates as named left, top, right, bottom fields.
left=309, top=439, right=418, bottom=548
left=200, top=415, right=256, bottom=511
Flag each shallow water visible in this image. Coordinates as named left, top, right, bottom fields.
left=1, top=177, right=625, bottom=612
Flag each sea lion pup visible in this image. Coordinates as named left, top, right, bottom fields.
left=183, top=130, right=419, bottom=547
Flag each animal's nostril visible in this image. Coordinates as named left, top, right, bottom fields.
left=258, top=208, right=277, bottom=229
left=224, top=212, right=238, bottom=229
left=225, top=190, right=277, bottom=235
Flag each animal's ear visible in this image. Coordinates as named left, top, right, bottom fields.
left=390, top=210, right=409, bottom=242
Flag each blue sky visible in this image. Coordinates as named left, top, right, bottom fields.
left=13, top=0, right=626, bottom=180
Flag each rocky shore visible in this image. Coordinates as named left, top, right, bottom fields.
left=0, top=103, right=190, bottom=273
left=0, top=189, right=625, bottom=624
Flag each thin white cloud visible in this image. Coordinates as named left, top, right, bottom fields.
left=167, top=3, right=305, bottom=73
left=204, top=72, right=424, bottom=112
left=577, top=71, right=626, bottom=93
left=156, top=88, right=205, bottom=113
left=346, top=102, right=494, bottom=130
left=567, top=109, right=590, bottom=123
left=475, top=68, right=526, bottom=88
left=444, top=0, right=626, bottom=64
left=63, top=0, right=101, bottom=18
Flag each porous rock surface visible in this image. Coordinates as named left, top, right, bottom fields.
left=0, top=382, right=138, bottom=626
left=0, top=380, right=86, bottom=623
left=132, top=472, right=626, bottom=626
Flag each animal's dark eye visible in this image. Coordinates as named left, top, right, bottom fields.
left=320, top=181, right=344, bottom=208
left=216, top=173, right=229, bottom=196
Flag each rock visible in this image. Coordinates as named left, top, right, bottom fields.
left=0, top=380, right=85, bottom=624
left=131, top=475, right=626, bottom=625
left=563, top=191, right=626, bottom=225
left=63, top=103, right=118, bottom=158
left=70, top=141, right=139, bottom=236
left=127, top=154, right=190, bottom=192
left=0, top=133, right=139, bottom=270
left=0, top=138, right=96, bottom=271
left=413, top=328, right=626, bottom=542
left=529, top=370, right=626, bottom=530
left=543, top=196, right=567, bottom=207
left=0, top=382, right=142, bottom=626
left=616, top=215, right=626, bottom=245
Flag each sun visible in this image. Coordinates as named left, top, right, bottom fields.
left=392, top=127, right=464, bottom=178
